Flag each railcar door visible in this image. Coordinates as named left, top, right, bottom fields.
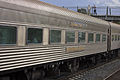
left=107, top=25, right=111, bottom=52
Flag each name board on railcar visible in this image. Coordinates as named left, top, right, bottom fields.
left=66, top=46, right=84, bottom=53
left=70, top=22, right=87, bottom=28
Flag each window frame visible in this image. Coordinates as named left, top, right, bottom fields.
left=27, top=27, right=43, bottom=45
left=78, top=31, right=86, bottom=44
left=115, top=35, right=118, bottom=41
left=96, top=33, right=101, bottom=43
left=49, top=29, right=62, bottom=44
left=117, top=35, right=119, bottom=41
left=112, top=33, right=120, bottom=42
left=66, top=30, right=75, bottom=44
left=102, top=34, right=107, bottom=42
left=118, top=35, right=120, bottom=41
left=88, top=32, right=94, bottom=43
left=0, top=25, right=17, bottom=46
left=112, top=35, right=115, bottom=41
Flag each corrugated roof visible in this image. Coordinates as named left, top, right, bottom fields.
left=110, top=22, right=120, bottom=29
left=0, top=0, right=110, bottom=26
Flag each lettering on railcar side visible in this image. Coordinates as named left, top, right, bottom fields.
left=70, top=22, right=87, bottom=28
left=66, top=46, right=85, bottom=53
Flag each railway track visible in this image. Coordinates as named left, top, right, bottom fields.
left=44, top=58, right=120, bottom=80
left=104, top=68, right=120, bottom=80
left=66, top=58, right=120, bottom=80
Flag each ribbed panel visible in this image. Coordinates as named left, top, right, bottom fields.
left=0, top=0, right=109, bottom=26
left=0, top=46, right=68, bottom=71
left=0, top=43, right=108, bottom=72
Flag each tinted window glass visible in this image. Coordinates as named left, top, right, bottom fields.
left=28, top=28, right=43, bottom=43
left=96, top=34, right=100, bottom=42
left=50, top=30, right=61, bottom=43
left=78, top=32, right=85, bottom=43
left=0, top=26, right=16, bottom=44
left=88, top=33, right=94, bottom=43
left=117, top=35, right=119, bottom=41
left=66, top=31, right=75, bottom=43
left=102, top=34, right=106, bottom=42
left=115, top=35, right=117, bottom=41
left=112, top=35, right=114, bottom=41
left=118, top=35, right=120, bottom=41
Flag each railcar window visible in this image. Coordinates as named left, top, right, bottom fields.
left=117, top=35, right=119, bottom=41
left=119, top=35, right=120, bottom=41
left=50, top=30, right=61, bottom=43
left=66, top=31, right=75, bottom=43
left=96, top=34, right=101, bottom=42
left=88, top=33, right=94, bottom=43
left=115, top=35, right=117, bottom=41
left=78, top=32, right=85, bottom=43
left=27, top=28, right=43, bottom=43
left=112, top=35, right=114, bottom=41
left=0, top=26, right=16, bottom=44
left=118, top=35, right=120, bottom=41
left=102, top=34, right=106, bottom=42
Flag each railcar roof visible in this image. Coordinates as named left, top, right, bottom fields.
left=0, top=0, right=110, bottom=26
left=110, top=22, right=120, bottom=29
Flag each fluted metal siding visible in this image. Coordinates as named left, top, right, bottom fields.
left=0, top=43, right=108, bottom=72
left=0, top=46, right=66, bottom=71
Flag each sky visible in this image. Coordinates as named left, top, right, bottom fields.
left=39, top=0, right=120, bottom=15
left=40, top=0, right=120, bottom=7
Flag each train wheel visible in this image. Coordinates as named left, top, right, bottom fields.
left=45, top=65, right=60, bottom=77
left=25, top=69, right=45, bottom=80
left=69, top=59, right=79, bottom=73
left=0, top=76, right=10, bottom=80
left=10, top=71, right=27, bottom=80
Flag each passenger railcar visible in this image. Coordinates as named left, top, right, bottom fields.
left=0, top=0, right=120, bottom=80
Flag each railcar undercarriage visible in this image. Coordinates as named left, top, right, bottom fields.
left=0, top=49, right=119, bottom=80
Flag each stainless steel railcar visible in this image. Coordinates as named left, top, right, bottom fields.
left=0, top=0, right=120, bottom=80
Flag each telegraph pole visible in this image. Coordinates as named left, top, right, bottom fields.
left=88, top=5, right=91, bottom=15
left=106, top=6, right=109, bottom=19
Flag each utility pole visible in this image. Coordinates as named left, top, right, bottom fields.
left=106, top=6, right=109, bottom=19
left=88, top=5, right=91, bottom=15
left=109, top=8, right=111, bottom=15
left=77, top=6, right=78, bottom=12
